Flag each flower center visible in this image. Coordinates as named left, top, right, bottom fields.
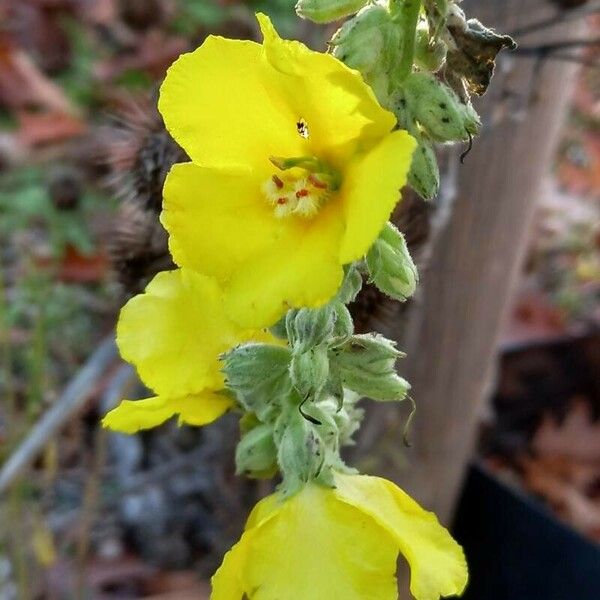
left=262, top=156, right=340, bottom=219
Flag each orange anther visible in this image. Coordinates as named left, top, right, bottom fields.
left=308, top=174, right=327, bottom=189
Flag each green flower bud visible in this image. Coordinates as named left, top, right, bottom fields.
left=235, top=423, right=278, bottom=478
left=366, top=222, right=418, bottom=301
left=290, top=345, right=330, bottom=400
left=295, top=0, right=367, bottom=23
left=286, top=305, right=336, bottom=353
left=337, top=264, right=363, bottom=304
left=403, top=71, right=481, bottom=142
left=222, top=344, right=292, bottom=421
left=331, top=302, right=354, bottom=340
left=277, top=412, right=325, bottom=494
left=330, top=4, right=399, bottom=102
left=330, top=334, right=410, bottom=401
left=414, top=21, right=447, bottom=72
left=408, top=137, right=440, bottom=200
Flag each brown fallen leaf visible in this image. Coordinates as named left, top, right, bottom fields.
left=0, top=36, right=75, bottom=113
left=16, top=110, right=86, bottom=147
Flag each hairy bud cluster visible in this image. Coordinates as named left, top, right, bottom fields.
left=222, top=265, right=411, bottom=494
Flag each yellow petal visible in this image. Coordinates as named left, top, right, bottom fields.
left=117, top=269, right=267, bottom=397
left=339, top=129, right=417, bottom=264
left=334, top=473, right=469, bottom=600
left=211, top=535, right=248, bottom=600
left=162, top=162, right=282, bottom=279
left=158, top=34, right=305, bottom=171
left=102, top=392, right=232, bottom=433
left=257, top=13, right=396, bottom=161
left=224, top=199, right=345, bottom=328
left=244, top=490, right=281, bottom=530
left=211, top=484, right=398, bottom=600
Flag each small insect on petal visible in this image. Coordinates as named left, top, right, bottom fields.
left=296, top=119, right=309, bottom=138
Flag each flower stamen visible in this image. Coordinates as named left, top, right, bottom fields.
left=263, top=156, right=339, bottom=219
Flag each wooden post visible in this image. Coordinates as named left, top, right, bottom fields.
left=389, top=0, right=585, bottom=522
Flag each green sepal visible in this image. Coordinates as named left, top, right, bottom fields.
left=408, top=136, right=440, bottom=200
left=331, top=302, right=354, bottom=340
left=269, top=315, right=288, bottom=340
left=222, top=343, right=292, bottom=421
left=235, top=423, right=278, bottom=479
left=337, top=264, right=363, bottom=304
left=330, top=334, right=410, bottom=401
left=286, top=305, right=336, bottom=353
left=290, top=345, right=330, bottom=400
left=277, top=411, right=326, bottom=496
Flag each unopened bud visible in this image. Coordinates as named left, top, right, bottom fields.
left=366, top=222, right=418, bottom=301
left=408, top=137, right=440, bottom=200
left=415, top=21, right=447, bottom=72
left=222, top=344, right=292, bottom=420
left=296, top=0, right=367, bottom=24
left=330, top=4, right=398, bottom=101
left=337, top=264, right=363, bottom=304
left=235, top=423, right=278, bottom=478
left=290, top=345, right=330, bottom=399
left=286, top=305, right=336, bottom=352
left=278, top=412, right=325, bottom=494
left=331, top=302, right=354, bottom=339
left=330, top=334, right=410, bottom=401
left=403, top=71, right=481, bottom=142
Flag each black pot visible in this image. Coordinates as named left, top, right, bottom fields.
left=453, top=462, right=600, bottom=600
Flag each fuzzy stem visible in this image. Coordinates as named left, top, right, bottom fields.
left=390, top=0, right=422, bottom=82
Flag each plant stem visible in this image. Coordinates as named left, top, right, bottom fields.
left=390, top=0, right=422, bottom=82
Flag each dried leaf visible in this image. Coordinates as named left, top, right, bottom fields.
left=0, top=37, right=75, bottom=113
left=446, top=19, right=516, bottom=97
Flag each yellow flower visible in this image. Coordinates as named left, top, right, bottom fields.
left=211, top=473, right=468, bottom=600
left=102, top=268, right=273, bottom=433
left=159, top=13, right=416, bottom=328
